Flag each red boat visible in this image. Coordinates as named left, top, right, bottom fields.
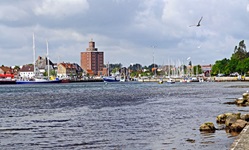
left=0, top=74, right=16, bottom=84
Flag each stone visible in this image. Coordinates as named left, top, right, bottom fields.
left=229, top=119, right=248, bottom=132
left=200, top=122, right=216, bottom=132
left=216, top=114, right=226, bottom=123
left=217, top=113, right=241, bottom=124
left=236, top=98, right=245, bottom=105
left=225, top=115, right=237, bottom=127
left=241, top=114, right=249, bottom=121
left=242, top=93, right=249, bottom=99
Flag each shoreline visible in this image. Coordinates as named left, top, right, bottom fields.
left=230, top=125, right=249, bottom=149
left=137, top=77, right=249, bottom=82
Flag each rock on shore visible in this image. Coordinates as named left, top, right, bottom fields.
left=199, top=122, right=216, bottom=132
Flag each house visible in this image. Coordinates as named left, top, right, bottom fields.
left=73, top=63, right=84, bottom=77
left=0, top=66, right=14, bottom=78
left=18, top=64, right=36, bottom=79
left=57, top=63, right=83, bottom=79
left=57, top=62, right=77, bottom=78
left=201, top=64, right=212, bottom=77
left=36, top=56, right=55, bottom=75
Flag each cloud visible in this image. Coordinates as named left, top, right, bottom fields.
left=1, top=0, right=249, bottom=67
left=33, top=0, right=89, bottom=18
left=0, top=5, right=28, bottom=21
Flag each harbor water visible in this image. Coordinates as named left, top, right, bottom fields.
left=0, top=82, right=248, bottom=150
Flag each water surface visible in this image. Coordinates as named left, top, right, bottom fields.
left=0, top=82, right=248, bottom=149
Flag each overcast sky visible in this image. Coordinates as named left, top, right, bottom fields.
left=1, top=0, right=249, bottom=67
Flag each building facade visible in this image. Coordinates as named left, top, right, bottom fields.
left=80, top=39, right=104, bottom=76
left=19, top=64, right=36, bottom=79
left=36, top=56, right=55, bottom=75
left=0, top=66, right=14, bottom=78
left=57, top=62, right=83, bottom=79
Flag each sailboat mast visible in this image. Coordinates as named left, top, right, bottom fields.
left=46, top=40, right=50, bottom=79
left=33, top=33, right=36, bottom=75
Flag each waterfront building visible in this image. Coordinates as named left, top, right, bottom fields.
left=201, top=64, right=212, bottom=77
left=57, top=62, right=83, bottom=79
left=57, top=63, right=76, bottom=79
left=0, top=66, right=14, bottom=78
left=36, top=56, right=55, bottom=76
left=80, top=39, right=104, bottom=76
left=18, top=64, right=36, bottom=79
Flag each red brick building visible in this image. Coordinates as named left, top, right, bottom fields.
left=80, top=39, right=104, bottom=76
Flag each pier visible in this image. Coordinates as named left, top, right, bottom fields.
left=230, top=125, right=249, bottom=150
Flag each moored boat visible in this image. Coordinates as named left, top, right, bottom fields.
left=16, top=78, right=61, bottom=84
left=16, top=34, right=62, bottom=84
left=166, top=78, right=175, bottom=84
left=0, top=74, right=16, bottom=84
left=158, top=79, right=163, bottom=84
left=0, top=78, right=16, bottom=84
left=103, top=76, right=120, bottom=82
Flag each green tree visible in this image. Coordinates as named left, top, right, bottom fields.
left=238, top=57, right=249, bottom=75
left=212, top=40, right=249, bottom=76
left=211, top=58, right=230, bottom=76
left=193, top=65, right=202, bottom=75
left=14, top=66, right=20, bottom=70
left=232, top=40, right=247, bottom=60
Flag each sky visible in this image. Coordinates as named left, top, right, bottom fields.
left=1, top=0, right=249, bottom=67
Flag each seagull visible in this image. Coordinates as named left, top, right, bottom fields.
left=189, top=16, right=203, bottom=27
left=197, top=44, right=202, bottom=49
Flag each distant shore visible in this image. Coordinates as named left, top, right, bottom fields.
left=138, top=77, right=249, bottom=82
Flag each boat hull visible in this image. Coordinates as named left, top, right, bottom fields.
left=16, top=80, right=61, bottom=84
left=0, top=80, right=16, bottom=84
left=103, top=77, right=120, bottom=82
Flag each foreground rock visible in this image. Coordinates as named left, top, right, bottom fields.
left=216, top=112, right=248, bottom=133
left=241, top=114, right=249, bottom=121
left=225, top=92, right=249, bottom=106
left=229, top=119, right=248, bottom=132
left=200, top=112, right=249, bottom=134
left=216, top=112, right=241, bottom=124
left=199, top=122, right=216, bottom=132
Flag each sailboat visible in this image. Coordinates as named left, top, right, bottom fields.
left=16, top=34, right=61, bottom=84
left=166, top=59, right=175, bottom=84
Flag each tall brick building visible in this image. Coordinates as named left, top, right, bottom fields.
left=80, top=39, right=104, bottom=76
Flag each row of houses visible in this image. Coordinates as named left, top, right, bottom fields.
left=0, top=56, right=85, bottom=79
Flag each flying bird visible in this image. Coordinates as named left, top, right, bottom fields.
left=189, top=16, right=203, bottom=27
left=197, top=44, right=202, bottom=49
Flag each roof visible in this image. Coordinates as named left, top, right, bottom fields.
left=86, top=69, right=94, bottom=75
left=19, top=64, right=34, bottom=72
left=59, top=63, right=76, bottom=69
left=0, top=66, right=13, bottom=75
left=0, top=66, right=12, bottom=72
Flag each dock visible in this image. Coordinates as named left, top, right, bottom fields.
left=230, top=125, right=249, bottom=150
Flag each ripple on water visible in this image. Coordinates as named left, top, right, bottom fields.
left=0, top=82, right=246, bottom=149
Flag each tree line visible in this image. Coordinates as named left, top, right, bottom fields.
left=212, top=40, right=249, bottom=76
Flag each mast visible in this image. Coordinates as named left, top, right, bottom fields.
left=107, top=62, right=109, bottom=76
left=46, top=39, right=50, bottom=79
left=33, top=33, right=36, bottom=76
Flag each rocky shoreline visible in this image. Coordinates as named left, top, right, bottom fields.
left=199, top=91, right=249, bottom=148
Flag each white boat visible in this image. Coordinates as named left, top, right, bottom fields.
left=16, top=34, right=61, bottom=84
left=120, top=77, right=126, bottom=82
left=199, top=77, right=204, bottom=82
left=167, top=78, right=175, bottom=84
left=103, top=76, right=120, bottom=82
left=179, top=78, right=188, bottom=83
left=158, top=79, right=163, bottom=84
left=16, top=78, right=61, bottom=84
left=0, top=77, right=16, bottom=84
left=120, top=75, right=129, bottom=82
